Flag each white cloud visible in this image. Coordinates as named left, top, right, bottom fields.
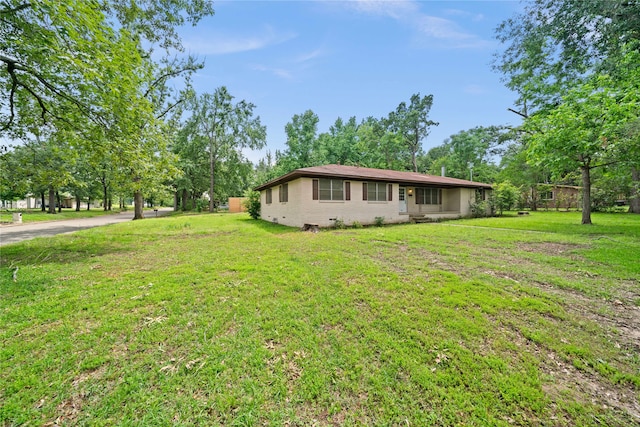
left=463, top=84, right=488, bottom=95
left=347, top=0, right=419, bottom=19
left=295, top=48, right=326, bottom=64
left=345, top=0, right=489, bottom=49
left=416, top=16, right=474, bottom=41
left=251, top=64, right=293, bottom=80
left=183, top=26, right=296, bottom=55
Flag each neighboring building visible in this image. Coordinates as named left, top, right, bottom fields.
left=228, top=197, right=247, bottom=213
left=254, top=164, right=492, bottom=228
left=1, top=195, right=74, bottom=209
left=535, top=184, right=581, bottom=210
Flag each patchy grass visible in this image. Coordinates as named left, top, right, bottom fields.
left=1, top=212, right=639, bottom=425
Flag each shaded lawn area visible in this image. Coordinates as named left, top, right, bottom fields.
left=0, top=208, right=126, bottom=224
left=1, top=212, right=639, bottom=425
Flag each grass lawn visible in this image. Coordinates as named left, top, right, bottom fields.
left=0, top=208, right=127, bottom=224
left=1, top=211, right=639, bottom=425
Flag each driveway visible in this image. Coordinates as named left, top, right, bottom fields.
left=0, top=208, right=173, bottom=246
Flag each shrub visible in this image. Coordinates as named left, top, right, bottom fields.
left=495, top=181, right=520, bottom=215
left=352, top=221, right=363, bottom=229
left=333, top=218, right=346, bottom=229
left=195, top=199, right=207, bottom=213
left=374, top=216, right=385, bottom=227
left=469, top=200, right=489, bottom=218
left=243, top=190, right=261, bottom=219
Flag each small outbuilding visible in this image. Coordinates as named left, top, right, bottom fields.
left=254, top=164, right=492, bottom=228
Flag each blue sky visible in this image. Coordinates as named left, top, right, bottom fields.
left=181, top=0, right=524, bottom=163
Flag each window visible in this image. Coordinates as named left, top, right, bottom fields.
left=476, top=188, right=487, bottom=202
left=266, top=188, right=272, bottom=204
left=345, top=182, right=351, bottom=201
left=540, top=191, right=553, bottom=200
left=279, top=183, right=288, bottom=202
left=416, top=188, right=440, bottom=205
left=363, top=182, right=389, bottom=201
left=314, top=178, right=343, bottom=201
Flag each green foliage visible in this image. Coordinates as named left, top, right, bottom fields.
left=591, top=187, right=619, bottom=212
left=424, top=126, right=508, bottom=181
left=333, top=218, right=346, bottom=229
left=494, top=0, right=640, bottom=112
left=177, top=87, right=266, bottom=213
left=494, top=182, right=520, bottom=216
left=243, top=190, right=261, bottom=219
left=351, top=220, right=363, bottom=229
left=469, top=200, right=489, bottom=218
left=374, top=216, right=385, bottom=226
left=388, top=93, right=439, bottom=172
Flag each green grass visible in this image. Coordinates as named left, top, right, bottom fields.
left=0, top=208, right=127, bottom=224
left=1, top=211, right=639, bottom=425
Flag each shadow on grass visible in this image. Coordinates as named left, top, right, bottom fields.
left=0, top=233, right=135, bottom=268
left=237, top=217, right=300, bottom=235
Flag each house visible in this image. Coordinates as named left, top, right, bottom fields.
left=533, top=184, right=581, bottom=210
left=254, top=164, right=492, bottom=228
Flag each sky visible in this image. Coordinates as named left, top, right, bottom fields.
left=177, top=0, right=525, bottom=164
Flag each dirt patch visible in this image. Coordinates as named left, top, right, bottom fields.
left=517, top=241, right=585, bottom=255
left=494, top=321, right=640, bottom=424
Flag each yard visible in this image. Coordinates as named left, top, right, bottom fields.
left=1, top=212, right=639, bottom=425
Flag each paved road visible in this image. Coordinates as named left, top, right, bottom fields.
left=0, top=208, right=173, bottom=246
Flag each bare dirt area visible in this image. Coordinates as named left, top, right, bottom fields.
left=386, top=239, right=640, bottom=423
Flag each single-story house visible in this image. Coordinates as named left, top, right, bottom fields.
left=254, top=164, right=492, bottom=228
left=530, top=184, right=581, bottom=210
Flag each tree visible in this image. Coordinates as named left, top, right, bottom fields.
left=423, top=126, right=505, bottom=182
left=319, top=116, right=360, bottom=166
left=494, top=181, right=520, bottom=215
left=0, top=0, right=214, bottom=136
left=494, top=0, right=640, bottom=114
left=178, top=88, right=266, bottom=212
left=281, top=110, right=321, bottom=170
left=355, top=116, right=406, bottom=170
left=2, top=1, right=214, bottom=220
left=388, top=93, right=438, bottom=172
left=525, top=71, right=634, bottom=224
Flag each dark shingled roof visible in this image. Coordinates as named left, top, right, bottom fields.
left=254, top=164, right=492, bottom=191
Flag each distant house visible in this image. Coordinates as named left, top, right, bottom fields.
left=254, top=164, right=492, bottom=228
left=534, top=184, right=581, bottom=210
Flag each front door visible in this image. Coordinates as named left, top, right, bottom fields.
left=399, top=187, right=407, bottom=213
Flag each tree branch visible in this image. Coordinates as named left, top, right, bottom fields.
left=508, top=107, right=529, bottom=119
left=0, top=2, right=31, bottom=15
left=1, top=53, right=106, bottom=130
left=155, top=98, right=184, bottom=121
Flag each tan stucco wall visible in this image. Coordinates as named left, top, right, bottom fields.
left=260, top=178, right=409, bottom=228
left=260, top=179, right=490, bottom=228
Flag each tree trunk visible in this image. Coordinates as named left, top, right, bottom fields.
left=75, top=195, right=81, bottom=211
left=209, top=144, right=216, bottom=212
left=103, top=182, right=109, bottom=211
left=629, top=166, right=640, bottom=214
left=48, top=188, right=56, bottom=214
left=87, top=198, right=91, bottom=210
left=530, top=188, right=537, bottom=211
left=181, top=189, right=188, bottom=210
left=581, top=165, right=592, bottom=225
left=133, top=191, right=144, bottom=219
left=56, top=192, right=62, bottom=213
left=41, top=192, right=46, bottom=211
left=174, top=191, right=179, bottom=211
